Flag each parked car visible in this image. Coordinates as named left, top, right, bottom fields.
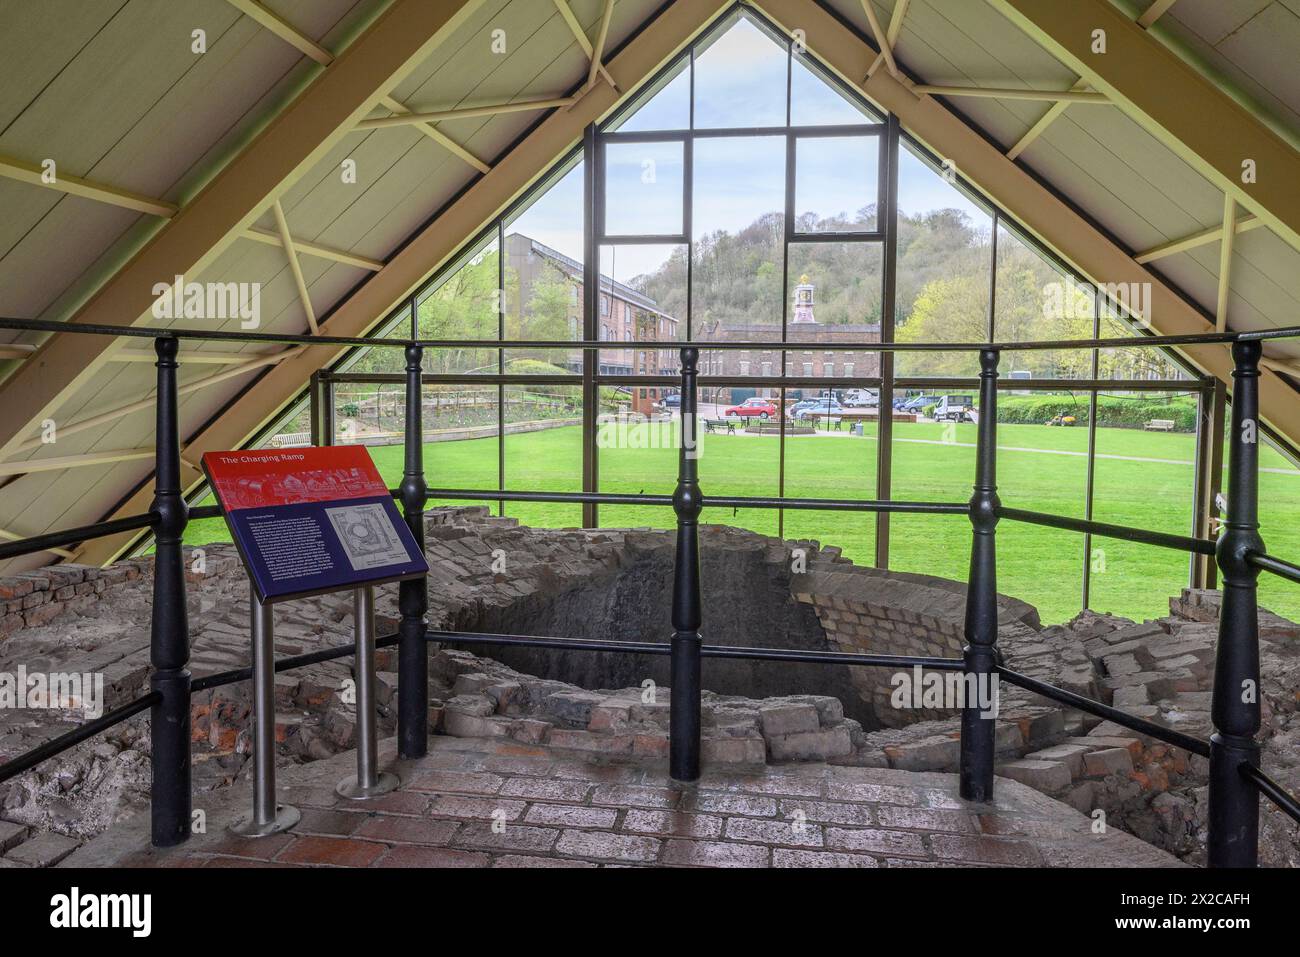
left=933, top=394, right=975, bottom=423
left=794, top=398, right=845, bottom=421
left=657, top=393, right=681, bottom=411
left=724, top=397, right=779, bottom=419
left=787, top=399, right=822, bottom=418
left=842, top=389, right=878, bottom=408
left=896, top=394, right=939, bottom=413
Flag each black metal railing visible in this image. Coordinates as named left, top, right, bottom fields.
left=0, top=315, right=1298, bottom=866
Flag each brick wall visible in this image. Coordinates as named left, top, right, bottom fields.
left=0, top=560, right=152, bottom=640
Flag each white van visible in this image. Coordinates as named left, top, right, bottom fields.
left=843, top=389, right=878, bottom=408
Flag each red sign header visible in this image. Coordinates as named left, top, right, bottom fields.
left=202, top=447, right=390, bottom=512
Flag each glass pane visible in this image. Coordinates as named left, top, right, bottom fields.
left=888, top=386, right=977, bottom=582
left=698, top=392, right=780, bottom=539
left=611, top=59, right=690, bottom=133
left=693, top=15, right=788, bottom=129
left=692, top=136, right=785, bottom=340
left=794, top=135, right=879, bottom=233
left=597, top=393, right=678, bottom=530
left=503, top=383, right=582, bottom=528
left=1089, top=391, right=1197, bottom=620
left=995, top=391, right=1089, bottom=623
left=996, top=224, right=1095, bottom=379
left=340, top=343, right=406, bottom=377
left=422, top=385, right=501, bottom=508
left=333, top=383, right=402, bottom=448
left=418, top=236, right=499, bottom=374
left=787, top=242, right=883, bottom=328
left=791, top=54, right=878, bottom=126
left=1255, top=434, right=1300, bottom=622
left=1098, top=313, right=1190, bottom=380
left=604, top=140, right=684, bottom=237
left=895, top=146, right=993, bottom=377
left=503, top=165, right=584, bottom=373
left=603, top=243, right=691, bottom=343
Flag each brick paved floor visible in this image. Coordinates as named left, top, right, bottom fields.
left=67, top=736, right=1184, bottom=868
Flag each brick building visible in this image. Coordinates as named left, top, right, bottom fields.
left=697, top=275, right=882, bottom=402
left=505, top=232, right=680, bottom=389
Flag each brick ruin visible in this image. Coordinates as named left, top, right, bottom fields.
left=0, top=507, right=1297, bottom=867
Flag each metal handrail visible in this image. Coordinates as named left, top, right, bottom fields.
left=0, top=691, right=160, bottom=785
left=1, top=323, right=1299, bottom=865
left=4, top=313, right=1300, bottom=352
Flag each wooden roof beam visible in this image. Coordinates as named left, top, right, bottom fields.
left=78, top=0, right=732, bottom=566
left=987, top=0, right=1300, bottom=255
left=0, top=0, right=485, bottom=464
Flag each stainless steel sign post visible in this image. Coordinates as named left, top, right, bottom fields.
left=229, top=585, right=301, bottom=837
left=336, top=585, right=400, bottom=800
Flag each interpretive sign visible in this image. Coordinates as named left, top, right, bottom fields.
left=201, top=446, right=428, bottom=603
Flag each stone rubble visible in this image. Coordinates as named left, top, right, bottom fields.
left=0, top=507, right=1295, bottom=867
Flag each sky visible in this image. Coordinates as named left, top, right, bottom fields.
left=499, top=15, right=990, bottom=281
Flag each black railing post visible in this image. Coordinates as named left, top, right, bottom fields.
left=150, top=336, right=191, bottom=846
left=670, top=346, right=703, bottom=782
left=398, top=344, right=429, bottom=758
left=959, top=347, right=1000, bottom=802
left=1208, top=339, right=1263, bottom=867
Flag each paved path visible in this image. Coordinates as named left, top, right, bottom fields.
left=68, top=736, right=1184, bottom=869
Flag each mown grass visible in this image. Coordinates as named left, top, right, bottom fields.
left=182, top=421, right=1300, bottom=625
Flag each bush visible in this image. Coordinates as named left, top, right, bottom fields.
left=995, top=393, right=1197, bottom=431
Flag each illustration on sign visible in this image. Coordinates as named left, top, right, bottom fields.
left=201, top=446, right=428, bottom=602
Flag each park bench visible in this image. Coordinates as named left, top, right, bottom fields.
left=1144, top=419, right=1176, bottom=432
left=703, top=418, right=736, bottom=434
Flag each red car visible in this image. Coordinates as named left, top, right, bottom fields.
left=724, top=397, right=778, bottom=419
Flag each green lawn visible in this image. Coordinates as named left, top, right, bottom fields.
left=182, top=421, right=1300, bottom=626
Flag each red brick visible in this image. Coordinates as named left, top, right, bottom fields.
left=482, top=755, right=554, bottom=776
left=874, top=805, right=978, bottom=833
left=276, top=835, right=388, bottom=867
left=772, top=848, right=881, bottom=868
left=351, top=790, right=430, bottom=816
left=555, top=829, right=661, bottom=863
left=453, top=821, right=560, bottom=853
left=295, top=808, right=366, bottom=837
left=498, top=777, right=592, bottom=802
left=204, top=831, right=295, bottom=861
left=524, top=804, right=618, bottom=828
left=824, top=780, right=929, bottom=806
left=0, top=579, right=34, bottom=600
left=407, top=770, right=504, bottom=795
left=683, top=791, right=777, bottom=817
left=553, top=763, right=642, bottom=784
left=492, top=854, right=597, bottom=868
left=715, top=774, right=823, bottom=798
left=621, top=809, right=723, bottom=839
left=203, top=857, right=301, bottom=868
left=824, top=827, right=929, bottom=858
left=724, top=817, right=823, bottom=847
left=778, top=799, right=874, bottom=827
left=591, top=784, right=681, bottom=809
left=929, top=834, right=1044, bottom=866
left=428, top=795, right=527, bottom=820
left=354, top=816, right=461, bottom=845
left=661, top=839, right=769, bottom=868
left=379, top=845, right=489, bottom=868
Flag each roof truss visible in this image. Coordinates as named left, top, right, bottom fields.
left=986, top=0, right=1300, bottom=256
left=0, top=0, right=487, bottom=465
left=77, top=0, right=735, bottom=564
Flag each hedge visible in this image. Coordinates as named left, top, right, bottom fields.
left=992, top=394, right=1198, bottom=431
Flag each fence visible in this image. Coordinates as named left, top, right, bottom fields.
left=0, top=315, right=1297, bottom=865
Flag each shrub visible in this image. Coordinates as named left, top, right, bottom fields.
left=995, top=393, right=1197, bottom=431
